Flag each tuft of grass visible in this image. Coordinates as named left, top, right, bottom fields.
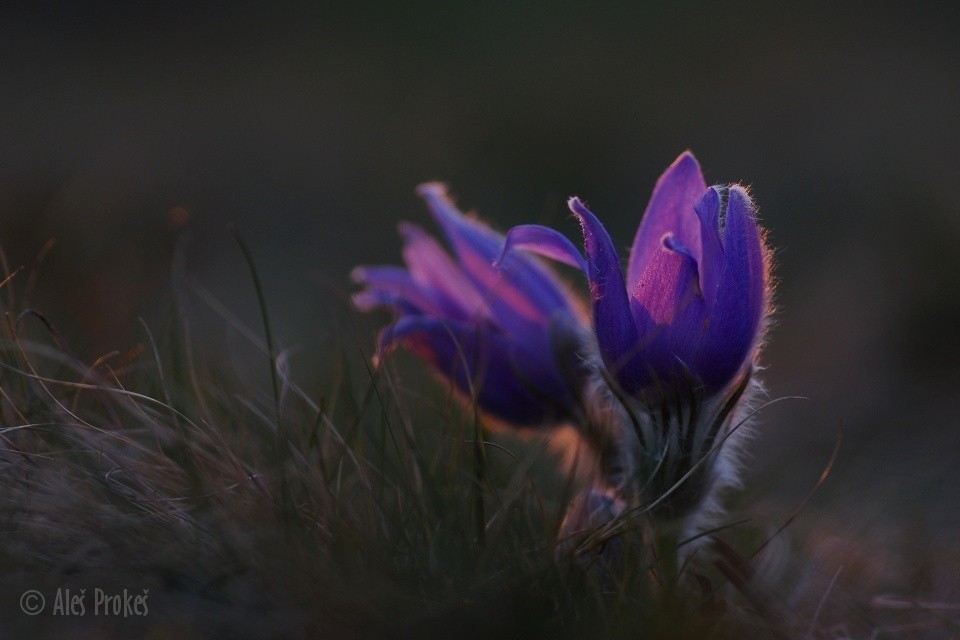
left=0, top=244, right=955, bottom=639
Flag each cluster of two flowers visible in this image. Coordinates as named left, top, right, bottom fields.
left=353, top=152, right=772, bottom=549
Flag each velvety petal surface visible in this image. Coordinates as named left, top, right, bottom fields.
left=626, top=152, right=708, bottom=288
left=497, top=224, right=589, bottom=273
left=628, top=235, right=707, bottom=391
left=379, top=315, right=577, bottom=425
left=416, top=183, right=576, bottom=334
left=398, top=223, right=490, bottom=323
left=351, top=265, right=440, bottom=315
left=567, top=197, right=647, bottom=387
left=692, top=187, right=724, bottom=308
left=696, top=186, right=766, bottom=390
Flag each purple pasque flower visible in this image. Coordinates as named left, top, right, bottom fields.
left=352, top=183, right=591, bottom=427
left=501, top=151, right=769, bottom=400
left=500, top=152, right=772, bottom=520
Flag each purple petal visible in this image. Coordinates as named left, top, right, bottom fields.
left=351, top=290, right=419, bottom=315
left=379, top=315, right=577, bottom=425
left=350, top=265, right=442, bottom=315
left=496, top=224, right=588, bottom=273
left=698, top=186, right=766, bottom=391
left=693, top=187, right=724, bottom=307
left=416, top=183, right=575, bottom=330
left=415, top=182, right=504, bottom=261
left=629, top=235, right=707, bottom=389
left=626, top=151, right=708, bottom=288
left=398, top=223, right=491, bottom=323
left=567, top=197, right=647, bottom=390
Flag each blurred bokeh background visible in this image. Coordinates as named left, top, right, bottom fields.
left=2, top=1, right=958, bottom=591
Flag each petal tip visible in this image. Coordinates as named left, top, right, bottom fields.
left=727, top=184, right=756, bottom=212
left=566, top=196, right=590, bottom=217
left=350, top=290, right=378, bottom=311
left=669, top=150, right=704, bottom=180
left=415, top=182, right=449, bottom=198
left=397, top=221, right=423, bottom=240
